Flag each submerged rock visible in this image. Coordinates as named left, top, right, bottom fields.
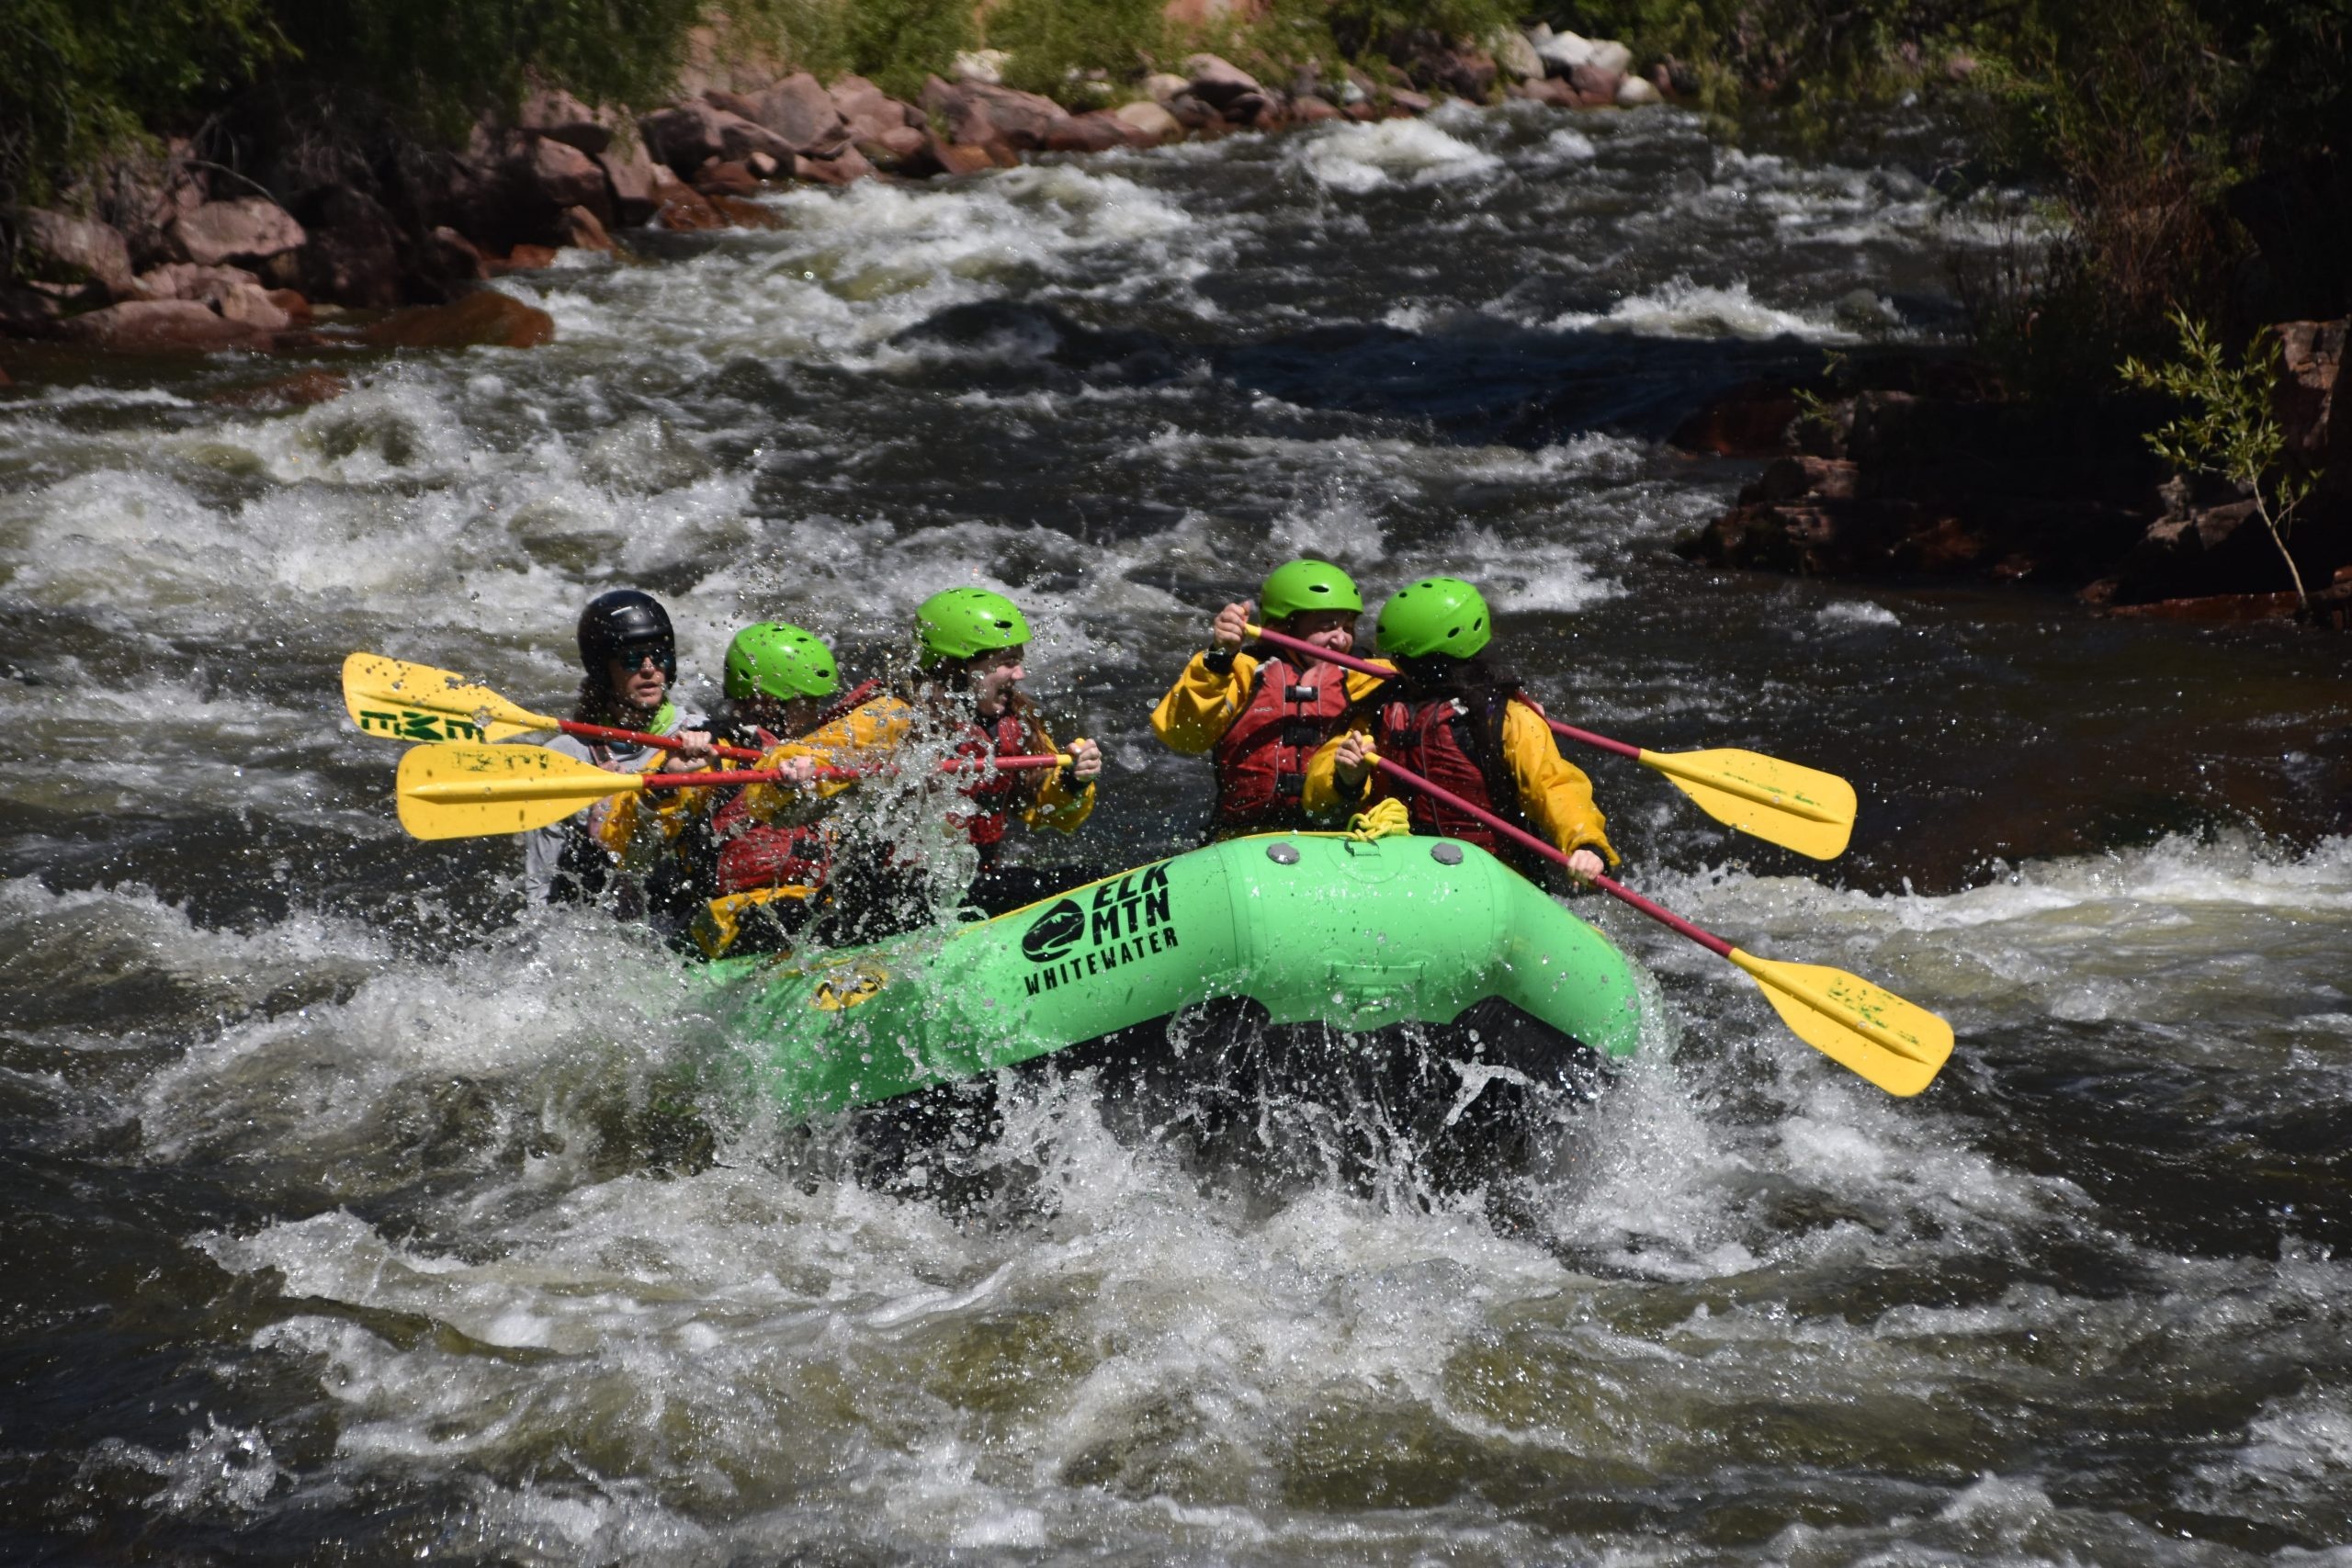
left=358, top=290, right=555, bottom=350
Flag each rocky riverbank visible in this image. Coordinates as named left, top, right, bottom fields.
left=1, top=25, right=1670, bottom=356
left=1671, top=322, right=2352, bottom=627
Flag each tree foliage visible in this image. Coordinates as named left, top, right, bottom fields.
left=2120, top=310, right=2324, bottom=607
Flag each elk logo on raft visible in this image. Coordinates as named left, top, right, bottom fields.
left=1021, top=861, right=1178, bottom=995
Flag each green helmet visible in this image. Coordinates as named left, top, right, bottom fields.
left=1376, top=577, right=1492, bottom=660
left=724, top=622, right=840, bottom=702
left=1259, top=558, right=1362, bottom=622
left=915, top=587, right=1031, bottom=664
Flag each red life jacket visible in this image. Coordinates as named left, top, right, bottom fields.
left=946, top=710, right=1035, bottom=863
left=707, top=791, right=832, bottom=897
left=695, top=689, right=881, bottom=900
left=1371, top=690, right=1539, bottom=869
left=1211, top=651, right=1353, bottom=830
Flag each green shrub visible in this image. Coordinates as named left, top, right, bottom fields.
left=743, top=0, right=978, bottom=102
left=0, top=0, right=285, bottom=205
left=987, top=0, right=1169, bottom=103
left=2120, top=310, right=2324, bottom=608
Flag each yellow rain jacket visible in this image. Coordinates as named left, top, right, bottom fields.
left=1148, top=649, right=1391, bottom=754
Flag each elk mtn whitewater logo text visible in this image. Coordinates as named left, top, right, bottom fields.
left=1020, top=861, right=1179, bottom=995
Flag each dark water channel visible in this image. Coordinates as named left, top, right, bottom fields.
left=2, top=101, right=2349, bottom=1564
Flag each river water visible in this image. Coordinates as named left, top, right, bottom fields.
left=4, top=102, right=2349, bottom=1564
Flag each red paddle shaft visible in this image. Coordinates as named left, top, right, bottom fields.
left=558, top=719, right=763, bottom=762
left=633, top=754, right=1069, bottom=790
left=1369, top=754, right=1735, bottom=959
left=559, top=722, right=1065, bottom=773
left=1247, top=622, right=1643, bottom=762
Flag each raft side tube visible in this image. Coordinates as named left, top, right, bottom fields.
left=709, top=834, right=1643, bottom=1120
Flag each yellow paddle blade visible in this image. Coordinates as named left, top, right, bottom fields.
left=343, top=653, right=561, bottom=745
left=1728, top=948, right=1953, bottom=1097
left=1639, top=748, right=1858, bottom=861
left=395, top=743, right=642, bottom=840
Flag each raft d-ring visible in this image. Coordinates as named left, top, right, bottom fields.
left=812, top=964, right=889, bottom=1011
left=1265, top=841, right=1301, bottom=864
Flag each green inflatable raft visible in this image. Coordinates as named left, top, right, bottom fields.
left=704, top=831, right=1645, bottom=1122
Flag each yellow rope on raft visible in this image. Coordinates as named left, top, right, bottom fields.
left=1346, top=797, right=1413, bottom=841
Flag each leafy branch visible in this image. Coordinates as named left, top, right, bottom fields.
left=2119, top=309, right=2322, bottom=611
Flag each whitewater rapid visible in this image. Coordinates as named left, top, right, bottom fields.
left=3, top=102, right=2347, bottom=1564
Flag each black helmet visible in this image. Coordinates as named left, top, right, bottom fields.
left=577, top=589, right=676, bottom=682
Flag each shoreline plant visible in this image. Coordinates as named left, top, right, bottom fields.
left=2119, top=309, right=2324, bottom=612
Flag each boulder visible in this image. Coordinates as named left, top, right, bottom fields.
left=132, top=262, right=260, bottom=305
left=795, top=144, right=876, bottom=186
left=856, top=125, right=930, bottom=166
left=1532, top=26, right=1595, bottom=73
left=1510, top=78, right=1579, bottom=108
left=922, top=78, right=1069, bottom=152
left=953, top=49, right=1010, bottom=85
left=1566, top=64, right=1624, bottom=107
left=170, top=198, right=305, bottom=267
left=1180, top=53, right=1265, bottom=112
left=830, top=75, right=922, bottom=140
left=420, top=228, right=488, bottom=291
left=217, top=282, right=292, bottom=332
left=1389, top=88, right=1434, bottom=115
left=738, top=73, right=850, bottom=153
left=1292, top=96, right=1341, bottom=124
left=60, top=299, right=266, bottom=351
left=1588, top=39, right=1634, bottom=74
left=1491, top=29, right=1545, bottom=82
left=558, top=206, right=615, bottom=251
left=19, top=209, right=136, bottom=297
left=597, top=136, right=664, bottom=227
left=1143, top=72, right=1192, bottom=104
left=488, top=243, right=560, bottom=274
left=639, top=101, right=796, bottom=178
left=1617, top=74, right=1663, bottom=107
left=694, top=159, right=762, bottom=197
left=1419, top=47, right=1498, bottom=102
left=514, top=135, right=612, bottom=224
left=358, top=290, right=556, bottom=350
left=1043, top=113, right=1132, bottom=153
left=925, top=135, right=1000, bottom=176
left=650, top=175, right=726, bottom=231
left=292, top=187, right=405, bottom=309
left=517, top=88, right=615, bottom=155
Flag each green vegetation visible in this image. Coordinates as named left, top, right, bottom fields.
left=0, top=0, right=286, bottom=205
left=988, top=0, right=1169, bottom=103
left=3, top=0, right=1557, bottom=208
left=742, top=0, right=977, bottom=105
left=2120, top=310, right=2324, bottom=608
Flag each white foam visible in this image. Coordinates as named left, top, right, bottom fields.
left=1549, top=278, right=1864, bottom=342
left=1294, top=118, right=1502, bottom=193
left=1816, top=600, right=1902, bottom=627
